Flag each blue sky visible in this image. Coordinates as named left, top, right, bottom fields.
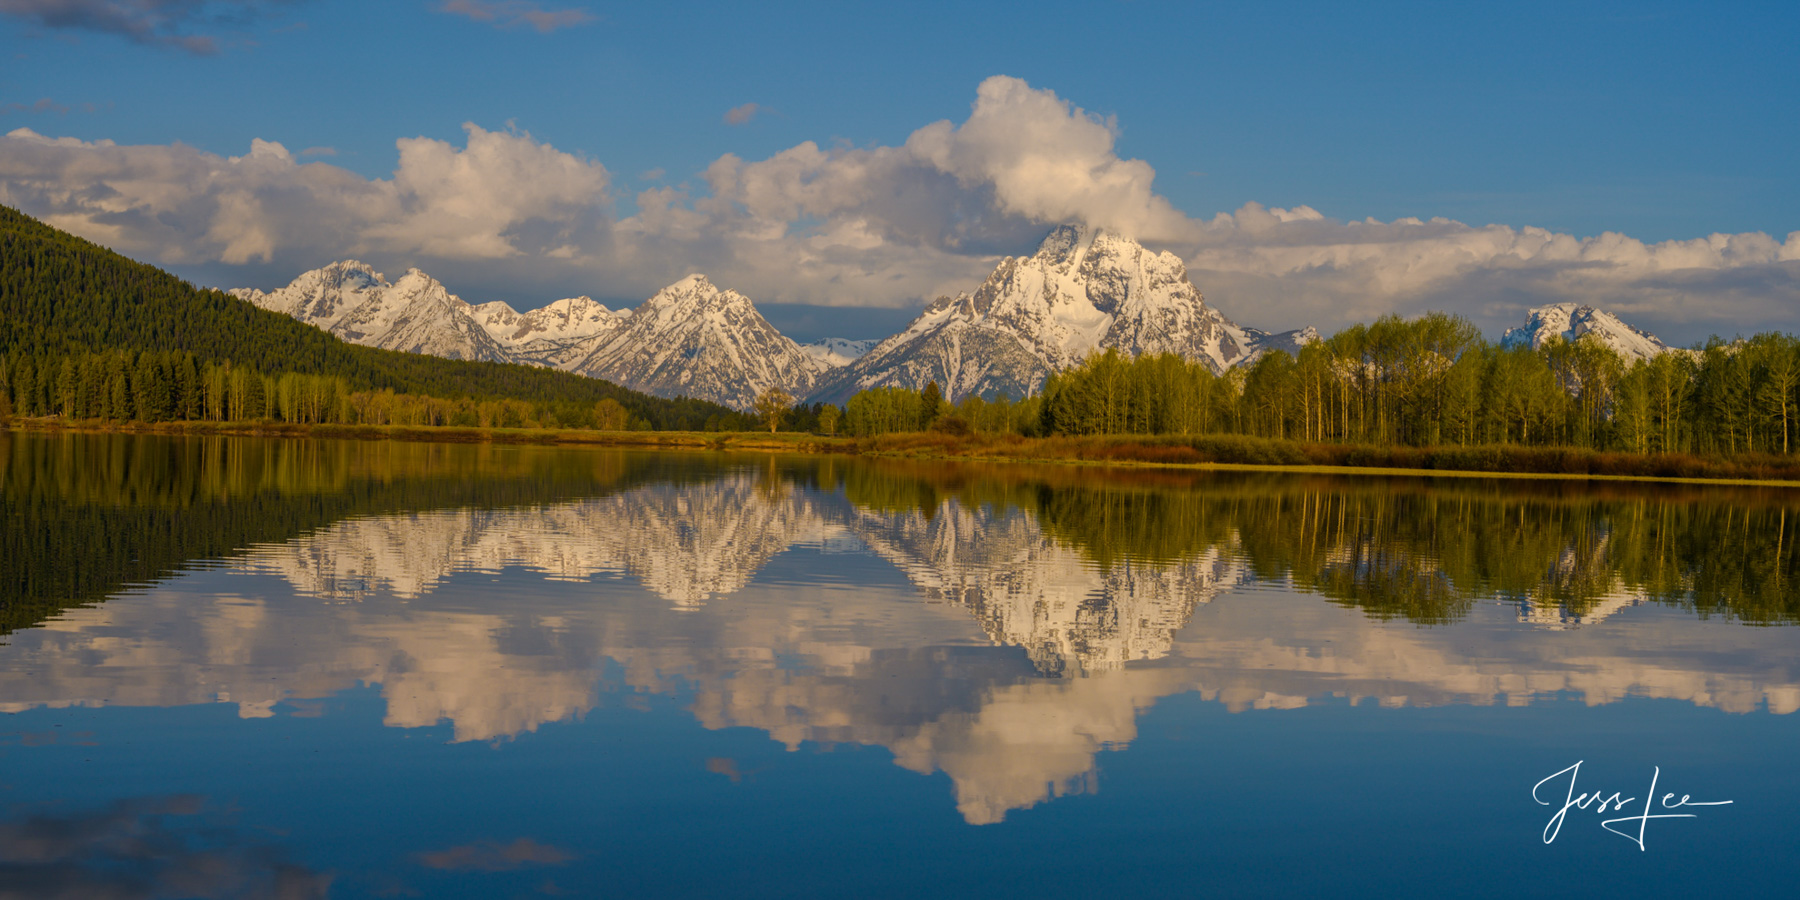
left=3, top=0, right=1797, bottom=343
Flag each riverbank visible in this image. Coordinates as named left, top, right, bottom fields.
left=849, top=431, right=1800, bottom=487
left=8, top=417, right=1800, bottom=487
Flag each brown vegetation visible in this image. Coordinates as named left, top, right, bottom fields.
left=11, top=417, right=1800, bottom=485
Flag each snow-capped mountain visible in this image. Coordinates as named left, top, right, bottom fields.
left=234, top=226, right=1326, bottom=410
left=1500, top=303, right=1673, bottom=362
left=569, top=275, right=829, bottom=410
left=473, top=295, right=627, bottom=369
left=799, top=337, right=874, bottom=368
left=234, top=264, right=826, bottom=410
left=810, top=226, right=1314, bottom=402
left=229, top=261, right=514, bottom=362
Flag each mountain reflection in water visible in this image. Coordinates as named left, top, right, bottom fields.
left=2, top=433, right=1797, bottom=827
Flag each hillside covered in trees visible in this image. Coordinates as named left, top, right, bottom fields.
left=0, top=205, right=748, bottom=430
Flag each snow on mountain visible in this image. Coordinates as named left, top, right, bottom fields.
left=473, top=295, right=626, bottom=368
left=475, top=295, right=622, bottom=346
left=236, top=229, right=1321, bottom=410
left=235, top=264, right=821, bottom=410
left=1238, top=326, right=1322, bottom=367
left=810, top=225, right=1308, bottom=402
left=233, top=260, right=629, bottom=370
left=799, top=337, right=874, bottom=368
left=231, top=261, right=513, bottom=362
left=570, top=274, right=828, bottom=410
left=1500, top=303, right=1673, bottom=362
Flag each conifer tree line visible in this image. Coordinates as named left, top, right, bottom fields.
left=0, top=348, right=663, bottom=431
left=838, top=312, right=1800, bottom=456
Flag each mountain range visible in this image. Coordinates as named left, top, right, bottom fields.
left=231, top=226, right=1677, bottom=411
left=232, top=265, right=835, bottom=410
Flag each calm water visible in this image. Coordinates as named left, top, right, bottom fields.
left=2, top=432, right=1797, bottom=898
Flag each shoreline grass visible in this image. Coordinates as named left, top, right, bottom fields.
left=8, top=417, right=1800, bottom=488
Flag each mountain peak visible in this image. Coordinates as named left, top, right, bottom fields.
left=571, top=274, right=824, bottom=409
left=644, top=273, right=747, bottom=310
left=811, top=223, right=1291, bottom=403
left=233, top=261, right=506, bottom=362
left=1034, top=223, right=1087, bottom=257
left=272, top=259, right=384, bottom=293
left=537, top=295, right=611, bottom=317
left=321, top=258, right=379, bottom=275
left=1032, top=223, right=1123, bottom=268
left=1501, top=303, right=1673, bottom=362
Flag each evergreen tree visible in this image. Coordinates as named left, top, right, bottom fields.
left=920, top=381, right=945, bottom=430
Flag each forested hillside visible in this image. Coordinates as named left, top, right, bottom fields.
left=0, top=206, right=745, bottom=429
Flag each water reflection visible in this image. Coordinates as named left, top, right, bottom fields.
left=3, top=434, right=1799, bottom=825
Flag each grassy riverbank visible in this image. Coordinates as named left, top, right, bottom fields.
left=848, top=431, right=1800, bottom=486
left=9, top=417, right=1800, bottom=486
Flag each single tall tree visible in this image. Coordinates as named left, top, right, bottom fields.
left=754, top=386, right=793, bottom=433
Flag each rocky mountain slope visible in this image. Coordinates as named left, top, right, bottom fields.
left=1500, top=302, right=1674, bottom=362
left=473, top=295, right=627, bottom=369
left=799, top=338, right=874, bottom=367
left=564, top=275, right=828, bottom=410
left=231, top=230, right=1684, bottom=413
left=234, top=265, right=824, bottom=410
left=229, top=261, right=515, bottom=363
left=809, top=226, right=1315, bottom=402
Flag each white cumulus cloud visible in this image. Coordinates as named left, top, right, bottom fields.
left=0, top=122, right=610, bottom=265
left=906, top=75, right=1196, bottom=243
left=1173, top=204, right=1800, bottom=335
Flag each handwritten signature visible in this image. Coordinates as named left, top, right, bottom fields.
left=1533, top=761, right=1732, bottom=850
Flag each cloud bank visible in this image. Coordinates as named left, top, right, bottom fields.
left=1, top=122, right=610, bottom=265
left=2, top=75, right=1796, bottom=341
